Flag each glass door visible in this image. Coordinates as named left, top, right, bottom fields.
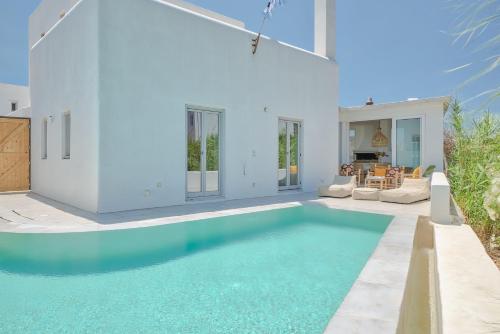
left=205, top=112, right=220, bottom=194
left=278, top=120, right=288, bottom=187
left=187, top=108, right=222, bottom=198
left=278, top=119, right=301, bottom=190
left=187, top=110, right=202, bottom=195
left=395, top=118, right=421, bottom=169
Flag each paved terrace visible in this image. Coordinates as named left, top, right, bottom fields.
left=0, top=191, right=429, bottom=233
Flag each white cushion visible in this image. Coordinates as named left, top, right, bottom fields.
left=352, top=187, right=380, bottom=201
left=379, top=178, right=430, bottom=204
left=318, top=176, right=356, bottom=198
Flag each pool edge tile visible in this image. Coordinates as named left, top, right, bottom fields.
left=324, top=215, right=418, bottom=334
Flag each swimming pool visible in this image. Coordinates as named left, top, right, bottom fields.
left=0, top=205, right=392, bottom=333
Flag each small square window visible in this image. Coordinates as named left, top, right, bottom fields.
left=11, top=102, right=17, bottom=112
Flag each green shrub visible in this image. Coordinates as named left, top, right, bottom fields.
left=187, top=134, right=219, bottom=172
left=484, top=172, right=500, bottom=222
left=423, top=165, right=436, bottom=177
left=447, top=101, right=500, bottom=242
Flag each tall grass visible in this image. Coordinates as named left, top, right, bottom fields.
left=447, top=101, right=500, bottom=244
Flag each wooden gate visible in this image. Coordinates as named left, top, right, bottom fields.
left=0, top=117, right=30, bottom=192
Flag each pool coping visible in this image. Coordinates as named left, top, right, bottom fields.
left=434, top=222, right=500, bottom=333
left=323, top=213, right=417, bottom=333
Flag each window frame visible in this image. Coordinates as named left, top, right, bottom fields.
left=10, top=101, right=18, bottom=112
left=41, top=118, right=48, bottom=159
left=185, top=105, right=225, bottom=199
left=62, top=111, right=71, bottom=159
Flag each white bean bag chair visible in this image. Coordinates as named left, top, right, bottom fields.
left=352, top=187, right=380, bottom=201
left=379, top=178, right=430, bottom=204
left=318, top=176, right=356, bottom=198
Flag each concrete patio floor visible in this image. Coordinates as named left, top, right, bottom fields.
left=0, top=191, right=429, bottom=233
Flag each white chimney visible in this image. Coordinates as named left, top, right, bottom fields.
left=314, top=0, right=336, bottom=60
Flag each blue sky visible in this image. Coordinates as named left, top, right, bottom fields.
left=0, top=0, right=497, bottom=113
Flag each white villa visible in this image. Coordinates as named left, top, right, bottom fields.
left=30, top=0, right=338, bottom=213
left=28, top=0, right=446, bottom=213
left=3, top=2, right=500, bottom=333
left=0, top=83, right=30, bottom=117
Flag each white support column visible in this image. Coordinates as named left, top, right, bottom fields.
left=339, top=122, right=349, bottom=164
left=391, top=118, right=397, bottom=166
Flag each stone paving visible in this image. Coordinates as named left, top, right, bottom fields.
left=0, top=191, right=429, bottom=233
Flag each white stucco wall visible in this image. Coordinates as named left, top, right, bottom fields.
left=29, top=0, right=244, bottom=48
left=0, top=83, right=30, bottom=116
left=30, top=0, right=339, bottom=213
left=97, top=0, right=338, bottom=212
left=8, top=107, right=32, bottom=119
left=339, top=97, right=449, bottom=171
left=29, top=0, right=81, bottom=48
left=30, top=0, right=100, bottom=212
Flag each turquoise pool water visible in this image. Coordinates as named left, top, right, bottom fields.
left=0, top=205, right=392, bottom=333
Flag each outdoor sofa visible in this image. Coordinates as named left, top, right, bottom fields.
left=318, top=176, right=357, bottom=198
left=379, top=177, right=430, bottom=204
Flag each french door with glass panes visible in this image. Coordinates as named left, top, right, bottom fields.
left=186, top=107, right=222, bottom=198
left=392, top=117, right=422, bottom=170
left=278, top=119, right=302, bottom=190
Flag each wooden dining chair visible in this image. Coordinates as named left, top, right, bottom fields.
left=340, top=163, right=362, bottom=186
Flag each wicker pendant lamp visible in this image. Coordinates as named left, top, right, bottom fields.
left=372, top=121, right=388, bottom=147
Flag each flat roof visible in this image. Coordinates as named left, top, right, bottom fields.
left=0, top=82, right=29, bottom=90
left=340, top=96, right=451, bottom=113
left=32, top=0, right=329, bottom=62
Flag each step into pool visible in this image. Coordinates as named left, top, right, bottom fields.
left=0, top=205, right=393, bottom=333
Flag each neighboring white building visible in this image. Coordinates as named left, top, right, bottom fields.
left=29, top=0, right=339, bottom=213
left=339, top=96, right=450, bottom=172
left=0, top=83, right=30, bottom=117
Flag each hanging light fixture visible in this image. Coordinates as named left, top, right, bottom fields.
left=372, top=120, right=388, bottom=147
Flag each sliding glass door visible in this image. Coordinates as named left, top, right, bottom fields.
left=187, top=107, right=222, bottom=198
left=278, top=119, right=301, bottom=190
left=395, top=118, right=421, bottom=169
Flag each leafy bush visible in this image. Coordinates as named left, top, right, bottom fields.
left=447, top=101, right=500, bottom=242
left=206, top=134, right=219, bottom=171
left=422, top=165, right=436, bottom=177
left=484, top=172, right=500, bottom=222
left=187, top=134, right=219, bottom=171
left=187, top=138, right=201, bottom=171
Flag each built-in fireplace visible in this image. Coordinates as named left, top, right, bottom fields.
left=354, top=152, right=378, bottom=162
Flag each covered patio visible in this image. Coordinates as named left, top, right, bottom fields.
left=338, top=96, right=450, bottom=188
